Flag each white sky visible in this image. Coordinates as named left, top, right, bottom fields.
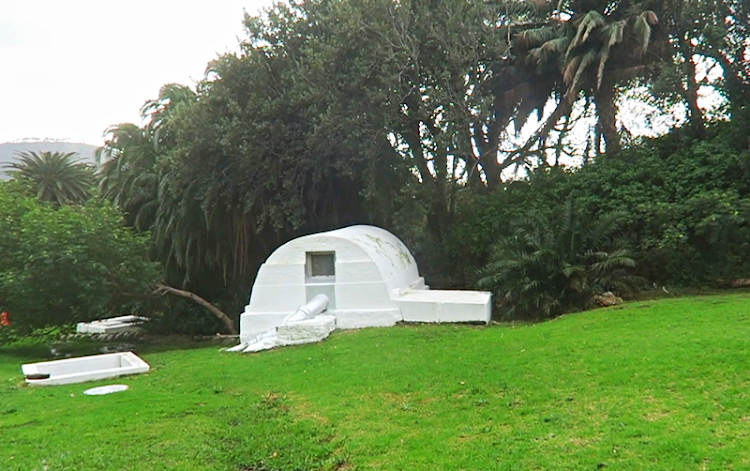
left=0, top=1, right=272, bottom=146
left=1, top=2, right=724, bottom=151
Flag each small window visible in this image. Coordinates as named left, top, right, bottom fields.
left=306, top=252, right=335, bottom=279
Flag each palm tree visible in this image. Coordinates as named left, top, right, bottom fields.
left=140, top=84, right=197, bottom=140
left=97, top=123, right=161, bottom=230
left=3, top=151, right=94, bottom=206
left=502, top=0, right=665, bottom=156
left=476, top=197, right=638, bottom=320
left=97, top=84, right=197, bottom=231
left=96, top=86, right=241, bottom=287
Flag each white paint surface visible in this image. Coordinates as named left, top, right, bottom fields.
left=284, top=294, right=329, bottom=322
left=397, top=290, right=492, bottom=323
left=238, top=315, right=337, bottom=352
left=277, top=315, right=336, bottom=345
left=83, top=384, right=129, bottom=395
left=334, top=308, right=403, bottom=330
left=22, top=352, right=150, bottom=386
left=76, top=315, right=148, bottom=334
left=238, top=225, right=493, bottom=349
left=241, top=225, right=420, bottom=343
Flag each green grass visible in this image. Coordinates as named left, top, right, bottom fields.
left=2, top=294, right=750, bottom=470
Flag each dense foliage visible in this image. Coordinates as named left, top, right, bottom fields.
left=0, top=0, right=736, bottom=328
left=0, top=184, right=160, bottom=339
left=452, top=126, right=750, bottom=303
left=476, top=198, right=638, bottom=319
left=85, top=0, right=750, bottom=323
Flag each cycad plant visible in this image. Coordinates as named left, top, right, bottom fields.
left=476, top=197, right=638, bottom=320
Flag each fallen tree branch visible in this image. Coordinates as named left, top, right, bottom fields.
left=153, top=284, right=238, bottom=335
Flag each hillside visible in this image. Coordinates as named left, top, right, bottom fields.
left=0, top=140, right=99, bottom=180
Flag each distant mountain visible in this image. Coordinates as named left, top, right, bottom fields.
left=0, top=140, right=100, bottom=180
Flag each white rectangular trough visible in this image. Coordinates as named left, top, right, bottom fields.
left=76, top=315, right=148, bottom=334
left=22, top=351, right=150, bottom=386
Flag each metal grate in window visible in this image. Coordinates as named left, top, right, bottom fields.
left=307, top=252, right=335, bottom=278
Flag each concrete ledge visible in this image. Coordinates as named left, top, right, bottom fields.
left=334, top=308, right=403, bottom=329
left=397, top=290, right=491, bottom=323
left=76, top=315, right=148, bottom=334
left=278, top=315, right=336, bottom=345
left=22, top=351, right=150, bottom=386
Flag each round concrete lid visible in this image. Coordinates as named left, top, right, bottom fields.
left=83, top=384, right=129, bottom=395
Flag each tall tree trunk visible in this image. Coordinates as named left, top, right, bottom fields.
left=473, top=114, right=504, bottom=190
left=512, top=98, right=574, bottom=165
left=480, top=160, right=501, bottom=188
left=701, top=49, right=750, bottom=126
left=679, top=38, right=706, bottom=139
left=554, top=114, right=570, bottom=166
left=594, top=83, right=621, bottom=155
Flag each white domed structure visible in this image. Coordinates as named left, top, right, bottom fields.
left=238, top=225, right=491, bottom=346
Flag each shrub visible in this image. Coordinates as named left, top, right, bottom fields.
left=476, top=198, right=638, bottom=320
left=0, top=184, right=161, bottom=338
left=453, top=127, right=750, bottom=291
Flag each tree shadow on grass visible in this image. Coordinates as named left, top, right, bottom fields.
left=0, top=335, right=228, bottom=362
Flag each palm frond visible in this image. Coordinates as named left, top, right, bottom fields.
left=567, top=10, right=606, bottom=59
left=5, top=151, right=94, bottom=206
left=595, top=20, right=625, bottom=89
left=563, top=54, right=583, bottom=85
left=517, top=25, right=561, bottom=48
left=632, top=13, right=652, bottom=53
left=566, top=48, right=598, bottom=98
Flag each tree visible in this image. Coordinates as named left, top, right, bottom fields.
left=236, top=0, right=533, bottom=246
left=3, top=151, right=94, bottom=206
left=656, top=0, right=750, bottom=139
left=140, top=83, right=197, bottom=146
left=97, top=84, right=197, bottom=231
left=0, top=183, right=161, bottom=337
left=96, top=0, right=750, bottom=313
left=503, top=0, right=666, bottom=157
left=97, top=123, right=161, bottom=230
left=152, top=48, right=375, bottom=289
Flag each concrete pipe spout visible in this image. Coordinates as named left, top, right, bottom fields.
left=284, top=294, right=329, bottom=323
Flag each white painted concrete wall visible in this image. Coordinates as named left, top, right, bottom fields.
left=76, top=315, right=148, bottom=334
left=22, top=352, right=150, bottom=386
left=239, top=225, right=493, bottom=345
left=397, top=290, right=492, bottom=323
left=241, top=225, right=421, bottom=342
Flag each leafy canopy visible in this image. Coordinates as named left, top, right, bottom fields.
left=0, top=184, right=161, bottom=338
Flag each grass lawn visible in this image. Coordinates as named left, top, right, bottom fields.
left=2, top=294, right=750, bottom=470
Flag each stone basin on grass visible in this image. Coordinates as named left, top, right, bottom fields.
left=22, top=351, right=149, bottom=386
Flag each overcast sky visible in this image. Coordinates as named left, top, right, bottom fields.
left=0, top=1, right=272, bottom=146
